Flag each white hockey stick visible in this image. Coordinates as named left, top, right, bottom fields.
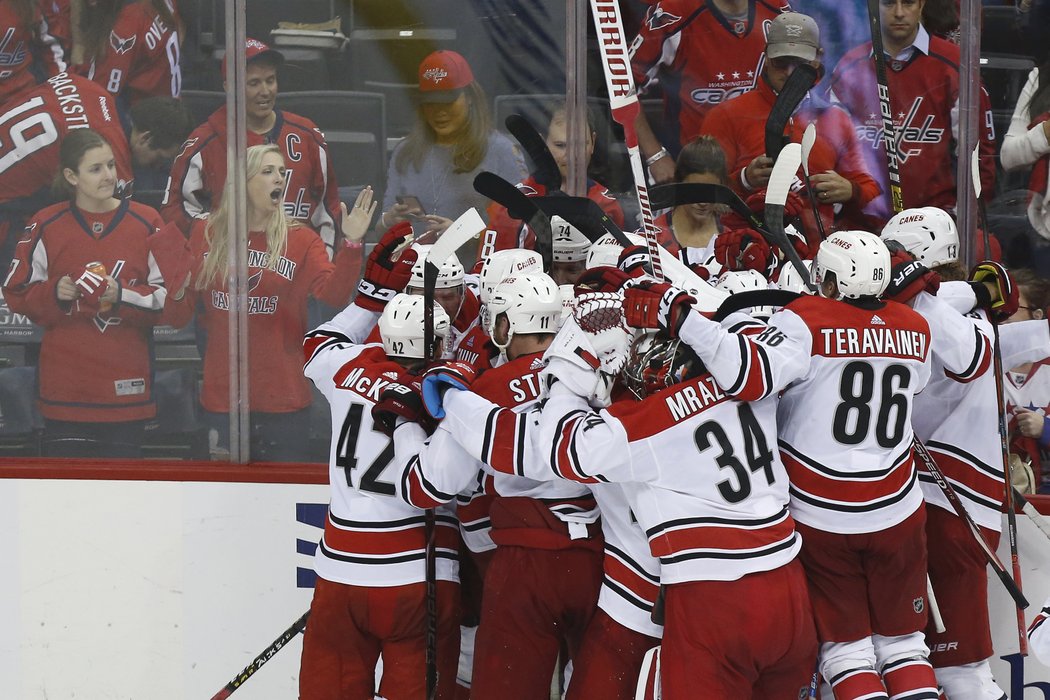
left=764, top=142, right=815, bottom=292
left=926, top=575, right=946, bottom=633
left=589, top=0, right=664, bottom=281
left=634, top=645, right=661, bottom=700
left=800, top=123, right=828, bottom=240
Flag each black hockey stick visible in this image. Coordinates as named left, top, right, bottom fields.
left=764, top=143, right=817, bottom=293
left=711, top=289, right=800, bottom=323
left=650, top=182, right=765, bottom=231
left=209, top=610, right=310, bottom=700
left=421, top=251, right=439, bottom=700
left=765, top=63, right=818, bottom=161
left=506, top=114, right=562, bottom=191
left=800, top=123, right=828, bottom=240
left=532, top=193, right=631, bottom=247
left=867, top=0, right=905, bottom=213
left=473, top=170, right=554, bottom=270
left=912, top=439, right=1029, bottom=611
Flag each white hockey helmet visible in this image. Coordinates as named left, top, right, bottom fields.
left=486, top=272, right=563, bottom=353
left=407, top=244, right=465, bottom=290
left=479, top=248, right=544, bottom=305
left=551, top=216, right=591, bottom=263
left=776, top=259, right=814, bottom=295
left=880, top=207, right=959, bottom=268
left=378, top=293, right=451, bottom=359
left=715, top=269, right=773, bottom=319
left=812, top=230, right=890, bottom=300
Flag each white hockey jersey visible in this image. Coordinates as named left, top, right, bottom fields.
left=676, top=295, right=933, bottom=534
left=303, top=309, right=459, bottom=588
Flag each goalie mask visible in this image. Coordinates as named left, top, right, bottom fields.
left=623, top=332, right=699, bottom=400
left=880, top=207, right=959, bottom=269
left=812, top=230, right=890, bottom=300
left=378, top=293, right=451, bottom=360
left=486, top=272, right=563, bottom=355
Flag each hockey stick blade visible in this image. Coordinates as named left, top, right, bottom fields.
left=765, top=63, right=817, bottom=161
left=712, top=289, right=800, bottom=323
left=764, top=143, right=815, bottom=292
left=506, top=114, right=562, bottom=191
left=1013, top=487, right=1050, bottom=542
left=650, top=182, right=765, bottom=231
left=210, top=610, right=310, bottom=700
left=473, top=171, right=554, bottom=269
left=532, top=194, right=627, bottom=245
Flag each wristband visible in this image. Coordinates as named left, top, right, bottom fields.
left=645, top=147, right=670, bottom=167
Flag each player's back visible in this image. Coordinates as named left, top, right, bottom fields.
left=770, top=294, right=932, bottom=533
left=305, top=342, right=458, bottom=588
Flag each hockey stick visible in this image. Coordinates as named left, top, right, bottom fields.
left=866, top=0, right=905, bottom=213
left=420, top=208, right=485, bottom=697
left=912, top=438, right=1029, bottom=610
left=650, top=182, right=765, bottom=231
left=711, top=289, right=800, bottom=322
left=926, top=575, right=946, bottom=633
left=634, top=645, right=661, bottom=700
left=506, top=114, right=562, bottom=191
left=209, top=610, right=310, bottom=700
left=764, top=143, right=817, bottom=293
left=1012, top=487, right=1050, bottom=542
left=800, top=123, right=828, bottom=240
left=764, top=63, right=818, bottom=161
left=589, top=0, right=663, bottom=281
left=473, top=170, right=554, bottom=270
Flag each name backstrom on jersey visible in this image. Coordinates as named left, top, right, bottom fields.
left=818, top=327, right=927, bottom=359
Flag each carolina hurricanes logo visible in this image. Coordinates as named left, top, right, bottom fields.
left=247, top=270, right=264, bottom=294
left=109, top=31, right=136, bottom=55
left=647, top=4, right=682, bottom=31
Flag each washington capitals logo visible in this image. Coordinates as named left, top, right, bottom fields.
left=109, top=31, right=136, bottom=55
left=646, top=4, right=681, bottom=31
left=0, top=28, right=28, bottom=67
left=422, top=67, right=448, bottom=85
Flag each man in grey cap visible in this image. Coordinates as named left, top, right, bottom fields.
left=701, top=12, right=880, bottom=238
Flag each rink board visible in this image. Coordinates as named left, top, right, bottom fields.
left=0, top=464, right=1049, bottom=699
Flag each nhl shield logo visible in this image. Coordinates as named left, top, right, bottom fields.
left=91, top=221, right=104, bottom=234
left=913, top=596, right=925, bottom=613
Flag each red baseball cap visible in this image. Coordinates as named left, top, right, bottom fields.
left=418, top=50, right=475, bottom=103
left=221, top=38, right=285, bottom=77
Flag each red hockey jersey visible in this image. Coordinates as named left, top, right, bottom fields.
left=828, top=28, right=996, bottom=222
left=0, top=72, right=132, bottom=205
left=75, top=0, right=181, bottom=108
left=168, top=219, right=361, bottom=414
left=630, top=0, right=788, bottom=151
left=3, top=198, right=168, bottom=421
left=162, top=105, right=341, bottom=253
left=0, top=1, right=66, bottom=106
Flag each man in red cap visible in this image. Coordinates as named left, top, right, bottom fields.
left=162, top=39, right=344, bottom=257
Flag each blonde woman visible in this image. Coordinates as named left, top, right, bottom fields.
left=169, top=144, right=374, bottom=461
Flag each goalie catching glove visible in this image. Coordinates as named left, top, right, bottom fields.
left=421, top=361, right=478, bottom=420
left=355, top=221, right=418, bottom=312
left=371, top=380, right=434, bottom=436
left=622, top=281, right=696, bottom=338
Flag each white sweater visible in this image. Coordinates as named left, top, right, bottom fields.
left=1000, top=67, right=1050, bottom=238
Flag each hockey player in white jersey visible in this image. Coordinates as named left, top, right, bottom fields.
left=425, top=292, right=818, bottom=699
left=616, top=231, right=937, bottom=700
left=298, top=221, right=462, bottom=700
left=393, top=272, right=608, bottom=700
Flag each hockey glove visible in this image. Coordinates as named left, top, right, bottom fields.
left=970, top=260, right=1018, bottom=322
left=575, top=266, right=632, bottom=295
left=421, top=361, right=478, bottom=420
left=883, top=249, right=940, bottom=305
left=372, top=381, right=434, bottom=436
left=622, top=281, right=696, bottom=337
left=74, top=267, right=108, bottom=308
left=617, top=244, right=653, bottom=278
left=714, top=228, right=774, bottom=276
left=355, top=221, right=418, bottom=312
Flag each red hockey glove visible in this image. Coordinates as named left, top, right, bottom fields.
left=714, top=228, right=774, bottom=276
left=74, top=267, right=108, bottom=308
left=883, top=249, right=940, bottom=305
left=617, top=244, right=652, bottom=278
left=421, top=361, right=479, bottom=420
left=371, top=380, right=434, bottom=436
left=622, top=281, right=696, bottom=337
left=356, top=221, right=418, bottom=312
left=970, top=260, right=1018, bottom=322
left=745, top=189, right=805, bottom=223
left=575, top=266, right=632, bottom=295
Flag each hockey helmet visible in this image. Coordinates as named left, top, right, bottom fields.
left=479, top=248, right=544, bottom=305
left=378, top=293, right=451, bottom=360
left=407, top=244, right=465, bottom=290
left=551, top=216, right=591, bottom=263
left=812, top=230, right=890, bottom=300
left=486, top=272, right=563, bottom=353
left=715, top=269, right=774, bottom=319
left=880, top=207, right=959, bottom=269
left=623, top=332, right=699, bottom=400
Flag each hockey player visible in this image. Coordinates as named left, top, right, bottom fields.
left=630, top=0, right=790, bottom=182
left=550, top=216, right=592, bottom=286
left=404, top=244, right=478, bottom=350
left=394, top=273, right=606, bottom=700
left=161, top=39, right=342, bottom=254
left=300, top=222, right=460, bottom=697
left=618, top=231, right=937, bottom=699
left=424, top=292, right=817, bottom=698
